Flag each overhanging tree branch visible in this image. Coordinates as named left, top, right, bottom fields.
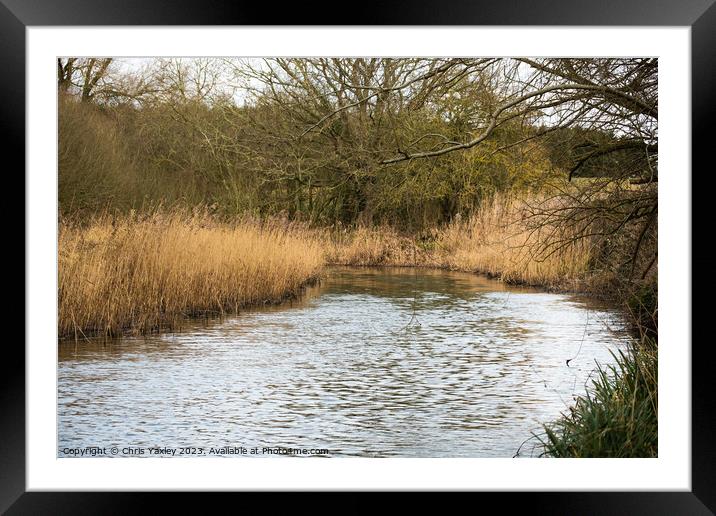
left=381, top=83, right=656, bottom=165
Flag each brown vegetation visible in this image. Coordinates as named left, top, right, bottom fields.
left=325, top=193, right=593, bottom=291
left=58, top=211, right=323, bottom=338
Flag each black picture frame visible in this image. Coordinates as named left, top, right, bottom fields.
left=6, top=0, right=713, bottom=512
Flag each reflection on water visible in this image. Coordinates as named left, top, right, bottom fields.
left=58, top=266, right=629, bottom=458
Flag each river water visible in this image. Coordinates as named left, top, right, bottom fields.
left=58, top=267, right=629, bottom=458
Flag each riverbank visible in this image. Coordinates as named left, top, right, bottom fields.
left=59, top=211, right=323, bottom=338
left=539, top=337, right=658, bottom=457
left=59, top=196, right=633, bottom=337
left=60, top=196, right=601, bottom=339
left=325, top=195, right=602, bottom=295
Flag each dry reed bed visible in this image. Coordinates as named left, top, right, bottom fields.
left=59, top=212, right=324, bottom=338
left=435, top=195, right=592, bottom=288
left=325, top=194, right=593, bottom=290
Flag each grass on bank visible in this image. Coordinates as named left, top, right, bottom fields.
left=59, top=210, right=323, bottom=339
left=538, top=340, right=658, bottom=457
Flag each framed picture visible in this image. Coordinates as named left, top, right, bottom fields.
left=9, top=0, right=712, bottom=511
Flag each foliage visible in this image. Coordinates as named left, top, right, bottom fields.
left=538, top=341, right=658, bottom=458
left=58, top=58, right=565, bottom=229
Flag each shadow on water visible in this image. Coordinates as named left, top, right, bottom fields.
left=58, top=266, right=629, bottom=458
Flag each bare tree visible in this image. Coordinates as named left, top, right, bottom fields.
left=57, top=57, right=161, bottom=104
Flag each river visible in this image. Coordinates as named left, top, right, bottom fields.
left=58, top=266, right=629, bottom=458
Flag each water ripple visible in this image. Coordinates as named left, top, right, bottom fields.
left=59, top=266, right=629, bottom=458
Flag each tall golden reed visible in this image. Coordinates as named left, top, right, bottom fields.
left=324, top=193, right=592, bottom=290
left=435, top=194, right=592, bottom=288
left=59, top=211, right=323, bottom=338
